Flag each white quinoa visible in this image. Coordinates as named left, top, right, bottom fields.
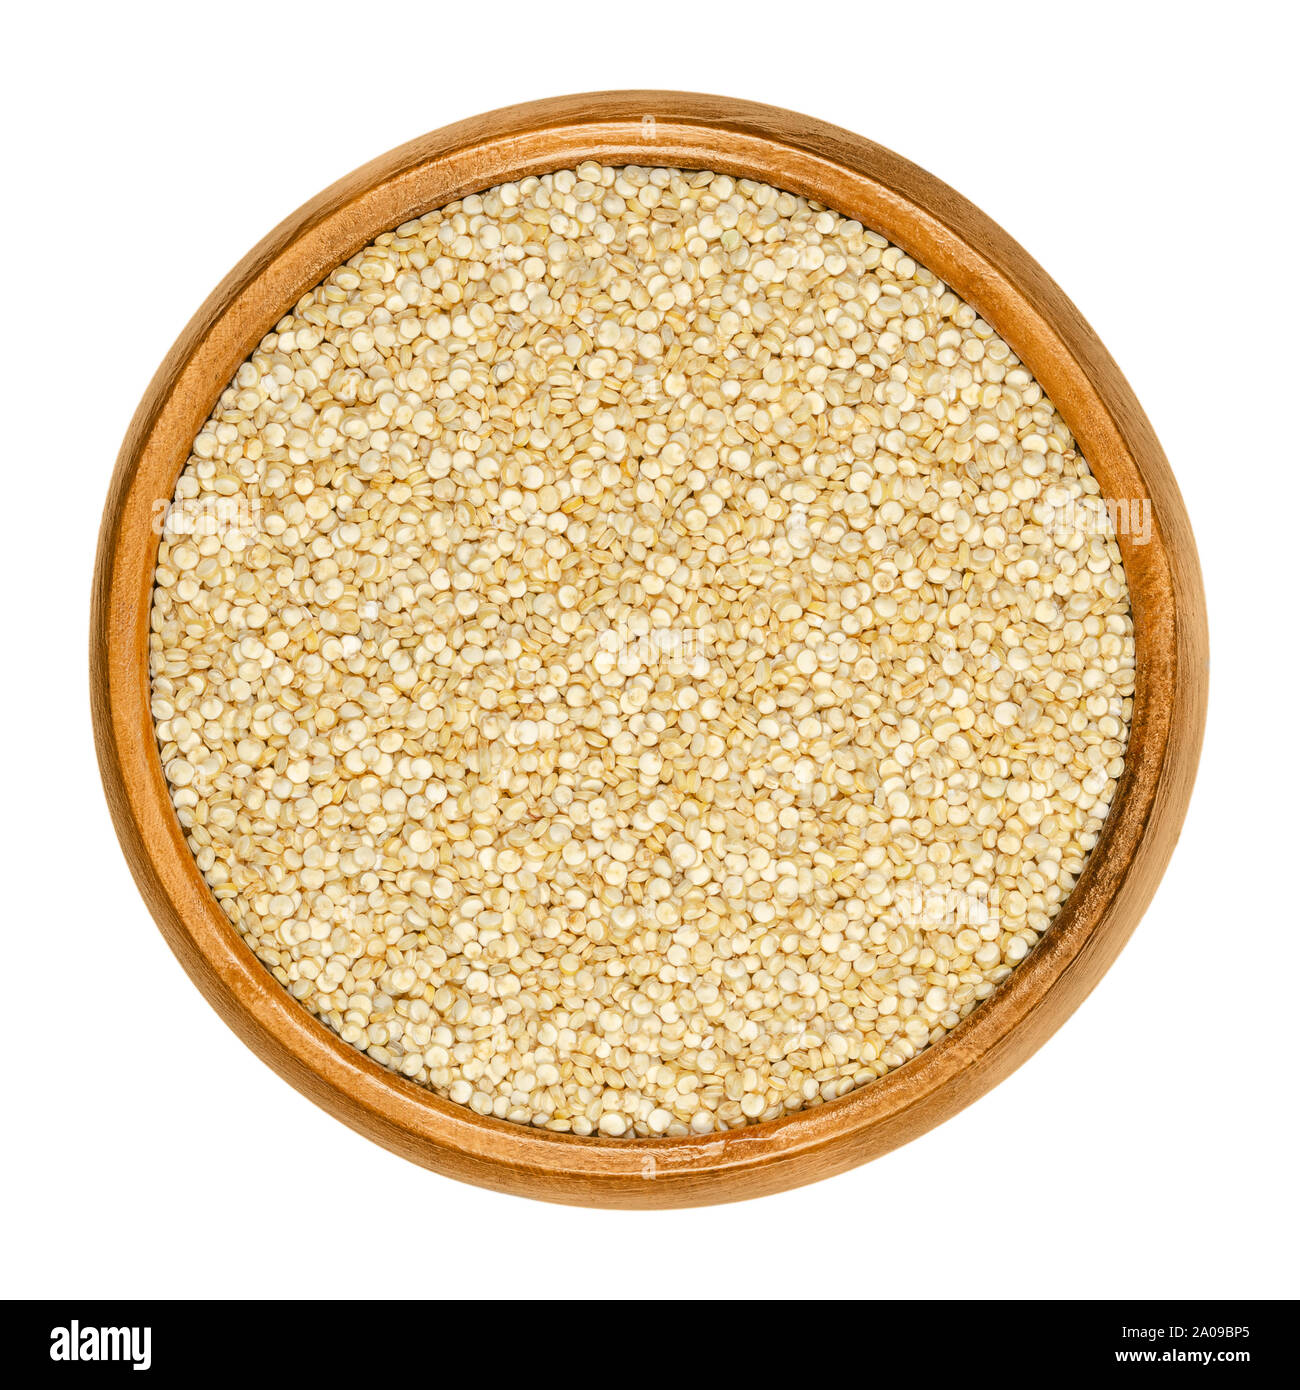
left=150, top=165, right=1135, bottom=1138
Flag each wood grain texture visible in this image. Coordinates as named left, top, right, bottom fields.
left=90, top=92, right=1208, bottom=1207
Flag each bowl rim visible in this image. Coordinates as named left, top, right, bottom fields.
left=91, top=90, right=1207, bottom=1208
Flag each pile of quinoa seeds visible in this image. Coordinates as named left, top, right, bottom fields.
left=151, top=165, right=1135, bottom=1138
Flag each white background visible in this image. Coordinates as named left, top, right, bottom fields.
left=4, top=0, right=1295, bottom=1300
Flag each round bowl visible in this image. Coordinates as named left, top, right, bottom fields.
left=92, top=91, right=1207, bottom=1207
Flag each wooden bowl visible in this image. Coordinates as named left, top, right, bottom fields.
left=91, top=92, right=1207, bottom=1207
